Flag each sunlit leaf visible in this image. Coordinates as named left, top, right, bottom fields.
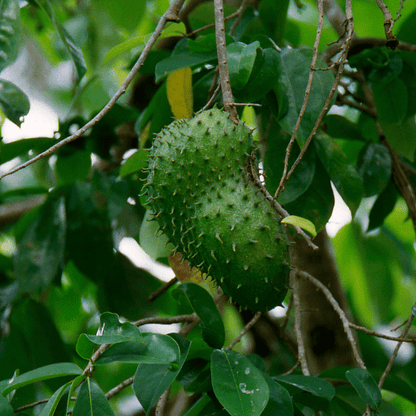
left=0, top=79, right=30, bottom=126
left=166, top=67, right=193, bottom=119
left=281, top=215, right=317, bottom=237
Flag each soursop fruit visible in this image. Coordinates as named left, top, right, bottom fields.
left=143, top=107, right=290, bottom=312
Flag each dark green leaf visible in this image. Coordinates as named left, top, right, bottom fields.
left=227, top=41, right=261, bottom=90
left=356, top=143, right=392, bottom=197
left=346, top=368, right=382, bottom=409
left=372, top=78, right=408, bottom=124
left=0, top=79, right=30, bottom=126
left=1, top=363, right=82, bottom=396
left=314, top=133, right=363, bottom=216
left=173, top=283, right=225, bottom=349
left=188, top=33, right=233, bottom=54
left=34, top=0, right=86, bottom=79
left=278, top=48, right=334, bottom=146
left=211, top=349, right=269, bottom=416
left=39, top=381, right=72, bottom=416
left=379, top=115, right=416, bottom=162
left=133, top=334, right=190, bottom=415
left=76, top=312, right=143, bottom=360
left=176, top=358, right=211, bottom=394
left=273, top=375, right=335, bottom=399
left=94, top=333, right=180, bottom=366
left=367, top=180, right=398, bottom=231
left=0, top=0, right=20, bottom=72
left=0, top=137, right=55, bottom=164
left=262, top=375, right=294, bottom=416
left=14, top=197, right=66, bottom=295
left=72, top=378, right=115, bottom=416
left=325, top=114, right=366, bottom=141
left=99, top=0, right=145, bottom=31
left=284, top=159, right=334, bottom=233
left=120, top=149, right=149, bottom=178
left=263, top=123, right=315, bottom=204
left=0, top=395, right=13, bottom=416
left=55, top=150, right=91, bottom=185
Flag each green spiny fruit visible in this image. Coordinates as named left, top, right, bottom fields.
left=144, top=107, right=290, bottom=312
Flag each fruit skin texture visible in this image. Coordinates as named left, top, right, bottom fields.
left=144, top=108, right=290, bottom=312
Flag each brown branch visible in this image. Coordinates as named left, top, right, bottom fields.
left=378, top=303, right=416, bottom=389
left=0, top=0, right=186, bottom=181
left=213, top=0, right=238, bottom=123
left=155, top=388, right=170, bottom=416
left=349, top=322, right=416, bottom=343
left=274, top=0, right=325, bottom=199
left=226, top=311, right=262, bottom=350
left=148, top=277, right=178, bottom=302
left=375, top=0, right=399, bottom=48
left=105, top=376, right=134, bottom=400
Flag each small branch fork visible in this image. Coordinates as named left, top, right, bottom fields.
left=375, top=0, right=399, bottom=47
left=0, top=0, right=187, bottom=181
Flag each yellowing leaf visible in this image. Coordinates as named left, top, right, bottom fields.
left=281, top=215, right=317, bottom=237
left=166, top=67, right=193, bottom=119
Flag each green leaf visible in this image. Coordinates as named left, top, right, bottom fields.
left=372, top=78, right=408, bottom=124
left=345, top=368, right=382, bottom=410
left=34, top=0, right=87, bottom=80
left=0, top=137, right=55, bottom=164
left=0, top=79, right=30, bottom=126
left=367, top=180, right=398, bottom=231
left=133, top=334, right=190, bottom=415
left=281, top=215, right=317, bottom=238
left=76, top=312, right=143, bottom=360
left=262, top=375, right=294, bottom=416
left=273, top=375, right=335, bottom=399
left=0, top=0, right=20, bottom=72
left=94, top=333, right=180, bottom=366
left=356, top=143, right=392, bottom=197
left=0, top=395, right=13, bottom=416
left=227, top=41, right=261, bottom=90
left=39, top=381, right=72, bottom=416
left=325, top=115, right=366, bottom=141
left=14, top=197, right=66, bottom=295
left=173, top=283, right=225, bottom=349
left=72, top=378, right=115, bottom=416
left=99, top=0, right=145, bottom=32
left=278, top=47, right=334, bottom=146
left=120, top=149, right=149, bottom=178
left=379, top=115, right=416, bottom=162
left=55, top=150, right=91, bottom=185
left=314, top=133, right=363, bottom=216
left=155, top=41, right=216, bottom=82
left=211, top=349, right=269, bottom=416
left=1, top=363, right=82, bottom=396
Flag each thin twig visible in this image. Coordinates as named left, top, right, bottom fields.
left=213, top=0, right=238, bottom=123
left=227, top=312, right=262, bottom=350
left=274, top=0, right=326, bottom=199
left=375, top=0, right=398, bottom=47
left=292, top=271, right=310, bottom=375
left=0, top=0, right=186, bottom=181
left=249, top=154, right=319, bottom=250
left=281, top=361, right=300, bottom=376
left=280, top=292, right=294, bottom=330
left=13, top=399, right=50, bottom=413
left=349, top=322, right=416, bottom=343
left=155, top=388, right=171, bottom=416
left=105, top=376, right=134, bottom=400
left=297, top=269, right=365, bottom=368
left=148, top=277, right=178, bottom=302
left=133, top=314, right=196, bottom=327
left=229, top=0, right=251, bottom=36
left=378, top=304, right=416, bottom=389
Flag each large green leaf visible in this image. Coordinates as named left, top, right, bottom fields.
left=133, top=334, right=191, bottom=415
left=367, top=180, right=398, bottom=231
left=76, top=312, right=143, bottom=360
left=173, top=283, right=225, bottom=349
left=211, top=349, right=269, bottom=416
left=273, top=375, right=335, bottom=399
left=346, top=368, right=382, bottom=410
left=227, top=41, right=261, bottom=90
left=94, top=333, right=180, bottom=366
left=14, top=196, right=66, bottom=295
left=0, top=395, right=13, bottom=416
left=262, top=375, right=294, bottom=416
left=1, top=363, right=82, bottom=396
left=0, top=79, right=30, bottom=126
left=99, top=0, right=145, bottom=32
left=72, top=378, right=115, bottom=416
left=0, top=0, right=20, bottom=72
left=0, top=137, right=55, bottom=164
left=356, top=143, right=392, bottom=197
left=278, top=47, right=334, bottom=146
left=314, top=133, right=363, bottom=216
left=34, top=0, right=87, bottom=80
